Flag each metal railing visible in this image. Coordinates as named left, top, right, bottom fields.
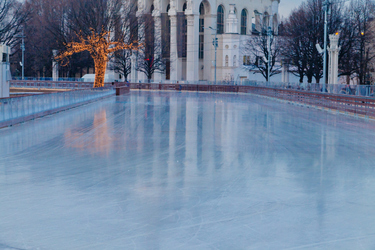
left=149, top=79, right=375, bottom=98
left=12, top=77, right=85, bottom=82
left=0, top=88, right=114, bottom=126
left=241, top=80, right=375, bottom=97
left=9, top=78, right=375, bottom=98
left=10, top=80, right=94, bottom=89
left=9, top=80, right=118, bottom=89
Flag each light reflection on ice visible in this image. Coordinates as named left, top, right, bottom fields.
left=1, top=91, right=375, bottom=249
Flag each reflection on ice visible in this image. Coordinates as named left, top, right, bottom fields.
left=65, top=109, right=112, bottom=155
left=1, top=91, right=375, bottom=249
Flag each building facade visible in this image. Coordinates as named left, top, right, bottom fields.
left=125, top=0, right=280, bottom=83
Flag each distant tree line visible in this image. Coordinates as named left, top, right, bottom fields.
left=2, top=0, right=165, bottom=80
left=245, top=0, right=375, bottom=85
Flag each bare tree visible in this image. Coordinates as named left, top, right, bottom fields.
left=46, top=0, right=137, bottom=80
left=346, top=0, right=375, bottom=85
left=0, top=0, right=30, bottom=46
left=281, top=0, right=344, bottom=83
left=243, top=33, right=281, bottom=81
left=108, top=0, right=138, bottom=81
left=136, top=14, right=166, bottom=81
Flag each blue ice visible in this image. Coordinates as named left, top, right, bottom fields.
left=1, top=91, right=375, bottom=249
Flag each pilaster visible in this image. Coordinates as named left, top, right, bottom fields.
left=153, top=13, right=164, bottom=82
left=186, top=14, right=199, bottom=81
left=168, top=12, right=180, bottom=82
left=328, top=33, right=340, bottom=84
left=130, top=51, right=138, bottom=83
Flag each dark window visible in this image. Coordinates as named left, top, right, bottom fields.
left=161, top=13, right=170, bottom=58
left=217, top=5, right=224, bottom=34
left=243, top=55, right=251, bottom=66
left=199, top=18, right=204, bottom=32
left=183, top=2, right=187, bottom=11
left=199, top=2, right=205, bottom=15
left=199, top=2, right=205, bottom=33
left=183, top=19, right=187, bottom=57
left=199, top=34, right=204, bottom=59
left=241, top=9, right=247, bottom=35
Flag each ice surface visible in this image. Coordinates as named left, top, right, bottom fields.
left=1, top=91, right=375, bottom=249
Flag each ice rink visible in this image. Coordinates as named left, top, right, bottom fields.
left=1, top=91, right=375, bottom=249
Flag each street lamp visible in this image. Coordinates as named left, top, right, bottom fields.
left=204, top=26, right=218, bottom=84
left=322, top=0, right=329, bottom=92
left=15, top=29, right=25, bottom=80
left=254, top=10, right=273, bottom=83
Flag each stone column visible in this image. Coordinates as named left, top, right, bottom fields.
left=153, top=12, right=163, bottom=82
left=130, top=51, right=138, bottom=82
left=136, top=8, right=147, bottom=82
left=185, top=14, right=199, bottom=82
left=281, top=60, right=289, bottom=83
left=168, top=10, right=180, bottom=82
left=52, top=50, right=58, bottom=81
left=328, top=33, right=340, bottom=84
left=0, top=44, right=10, bottom=98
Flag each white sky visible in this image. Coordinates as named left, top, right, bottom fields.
left=279, top=0, right=305, bottom=20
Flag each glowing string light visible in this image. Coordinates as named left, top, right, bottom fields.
left=56, top=28, right=140, bottom=88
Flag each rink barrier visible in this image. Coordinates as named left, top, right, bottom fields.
left=129, top=83, right=375, bottom=118
left=239, top=86, right=375, bottom=118
left=7, top=80, right=375, bottom=119
left=0, top=88, right=115, bottom=128
left=115, top=83, right=130, bottom=95
left=9, top=80, right=115, bottom=89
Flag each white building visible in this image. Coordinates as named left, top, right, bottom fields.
left=122, top=0, right=280, bottom=83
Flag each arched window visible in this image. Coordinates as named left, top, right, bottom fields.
left=217, top=5, right=224, bottom=34
left=166, top=4, right=170, bottom=12
left=199, top=3, right=205, bottom=32
left=233, top=55, right=237, bottom=67
left=183, top=2, right=187, bottom=11
left=225, top=55, right=229, bottom=67
left=241, top=9, right=247, bottom=35
left=199, top=2, right=205, bottom=15
left=263, top=12, right=269, bottom=30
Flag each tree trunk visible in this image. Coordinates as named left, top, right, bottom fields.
left=93, top=59, right=107, bottom=88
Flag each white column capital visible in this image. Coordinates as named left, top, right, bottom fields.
left=169, top=15, right=177, bottom=26
left=186, top=14, right=197, bottom=26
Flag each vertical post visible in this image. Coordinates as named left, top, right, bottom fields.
left=52, top=50, right=58, bottom=81
left=323, top=1, right=328, bottom=91
left=267, top=26, right=271, bottom=82
left=214, top=31, right=217, bottom=84
left=21, top=29, right=25, bottom=80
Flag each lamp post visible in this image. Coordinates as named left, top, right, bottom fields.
left=15, top=29, right=25, bottom=80
left=205, top=26, right=218, bottom=84
left=267, top=26, right=272, bottom=83
left=323, top=0, right=329, bottom=91
left=254, top=10, right=273, bottom=82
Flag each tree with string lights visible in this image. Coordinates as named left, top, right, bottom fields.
left=55, top=29, right=139, bottom=88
